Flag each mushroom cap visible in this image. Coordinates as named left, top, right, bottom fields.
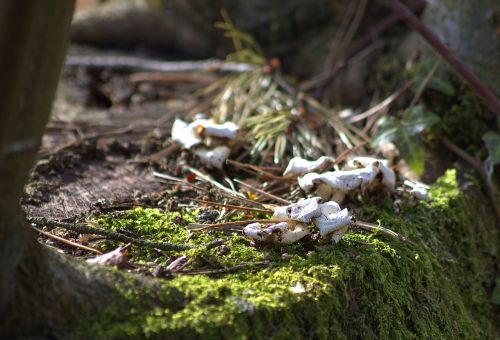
left=283, top=156, right=334, bottom=176
left=272, top=197, right=322, bottom=223
left=193, top=145, right=231, bottom=169
left=171, top=118, right=202, bottom=149
left=314, top=208, right=350, bottom=237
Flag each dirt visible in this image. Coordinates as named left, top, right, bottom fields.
left=21, top=65, right=202, bottom=221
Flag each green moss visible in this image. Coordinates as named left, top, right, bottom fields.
left=75, top=170, right=498, bottom=339
left=438, top=86, right=491, bottom=153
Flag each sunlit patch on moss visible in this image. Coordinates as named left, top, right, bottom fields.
left=77, top=170, right=498, bottom=339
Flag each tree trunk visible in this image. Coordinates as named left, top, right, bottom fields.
left=0, top=0, right=95, bottom=336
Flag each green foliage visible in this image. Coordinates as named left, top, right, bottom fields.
left=406, top=59, right=455, bottom=96
left=372, top=105, right=439, bottom=174
left=214, top=9, right=265, bottom=65
left=75, top=170, right=498, bottom=339
left=439, top=86, right=491, bottom=152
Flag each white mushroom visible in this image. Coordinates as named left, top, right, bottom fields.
left=171, top=118, right=202, bottom=149
left=243, top=222, right=309, bottom=245
left=171, top=118, right=239, bottom=149
left=193, top=146, right=231, bottom=169
left=192, top=118, right=239, bottom=140
left=86, top=245, right=129, bottom=267
left=404, top=180, right=430, bottom=201
left=272, top=197, right=322, bottom=223
left=313, top=206, right=350, bottom=238
left=346, top=156, right=396, bottom=190
left=283, top=156, right=335, bottom=176
left=298, top=164, right=378, bottom=203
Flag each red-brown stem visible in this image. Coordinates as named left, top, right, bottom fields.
left=386, top=0, right=500, bottom=115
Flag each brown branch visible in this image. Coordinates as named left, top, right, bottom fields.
left=189, top=219, right=278, bottom=231
left=191, top=198, right=273, bottom=214
left=385, top=0, right=500, bottom=115
left=175, top=260, right=270, bottom=276
left=31, top=226, right=103, bottom=255
left=29, top=217, right=192, bottom=251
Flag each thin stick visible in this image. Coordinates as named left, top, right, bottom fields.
left=129, top=72, right=217, bottom=84
left=234, top=179, right=292, bottom=205
left=189, top=219, right=277, bottom=231
left=333, top=143, right=367, bottom=165
left=351, top=220, right=415, bottom=245
left=215, top=189, right=269, bottom=209
left=347, top=82, right=413, bottom=123
left=153, top=171, right=210, bottom=193
left=183, top=165, right=245, bottom=198
left=386, top=0, right=500, bottom=115
left=175, top=260, right=270, bottom=276
left=31, top=225, right=103, bottom=255
left=226, top=159, right=292, bottom=182
left=29, top=217, right=192, bottom=251
left=409, top=61, right=439, bottom=107
left=65, top=56, right=256, bottom=74
left=191, top=198, right=273, bottom=214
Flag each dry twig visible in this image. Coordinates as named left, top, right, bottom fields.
left=31, top=225, right=103, bottom=254
left=29, top=216, right=192, bottom=251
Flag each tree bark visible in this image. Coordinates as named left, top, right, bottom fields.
left=0, top=0, right=94, bottom=336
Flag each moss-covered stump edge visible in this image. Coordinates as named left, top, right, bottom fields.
left=69, top=169, right=498, bottom=339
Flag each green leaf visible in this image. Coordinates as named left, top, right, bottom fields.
left=428, top=76, right=455, bottom=96
left=404, top=105, right=440, bottom=135
left=398, top=131, right=426, bottom=175
left=482, top=131, right=500, bottom=165
left=371, top=116, right=400, bottom=147
left=372, top=107, right=437, bottom=175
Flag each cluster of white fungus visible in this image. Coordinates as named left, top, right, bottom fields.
left=288, top=156, right=395, bottom=203
left=172, top=117, right=238, bottom=169
left=243, top=197, right=351, bottom=245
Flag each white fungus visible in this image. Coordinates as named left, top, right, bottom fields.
left=346, top=156, right=396, bottom=190
left=283, top=156, right=335, bottom=176
left=298, top=164, right=379, bottom=203
left=171, top=119, right=202, bottom=149
left=171, top=118, right=239, bottom=169
left=193, top=145, right=231, bottom=169
left=192, top=118, right=239, bottom=140
left=272, top=197, right=322, bottom=223
left=404, top=180, right=430, bottom=201
left=244, top=197, right=352, bottom=245
left=243, top=222, right=310, bottom=245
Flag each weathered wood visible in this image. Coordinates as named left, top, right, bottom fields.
left=0, top=0, right=78, bottom=335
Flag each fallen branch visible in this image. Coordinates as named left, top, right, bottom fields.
left=175, top=260, right=270, bottom=276
left=188, top=219, right=275, bottom=231
left=129, top=72, right=218, bottom=84
left=29, top=216, right=192, bottom=251
left=65, top=56, right=256, bottom=74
